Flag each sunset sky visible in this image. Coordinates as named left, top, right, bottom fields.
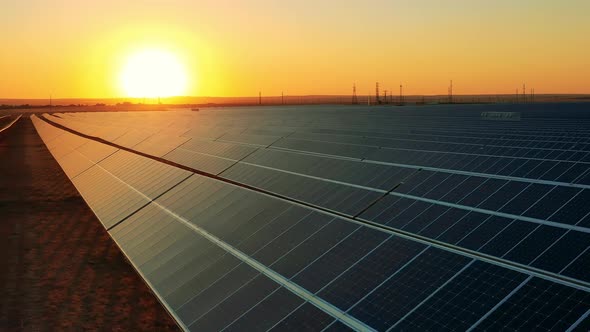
left=1, top=0, right=589, bottom=99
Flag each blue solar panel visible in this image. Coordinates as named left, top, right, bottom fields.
left=31, top=104, right=590, bottom=331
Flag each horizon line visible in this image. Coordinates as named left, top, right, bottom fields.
left=2, top=93, right=590, bottom=101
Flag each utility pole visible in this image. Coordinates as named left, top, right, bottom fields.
left=523, top=83, right=526, bottom=104
left=449, top=80, right=453, bottom=104
left=259, top=91, right=262, bottom=105
left=352, top=84, right=358, bottom=105
left=282, top=91, right=284, bottom=105
left=399, top=84, right=403, bottom=105
left=384, top=90, right=388, bottom=104
left=450, top=80, right=453, bottom=104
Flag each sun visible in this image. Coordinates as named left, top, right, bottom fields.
left=119, top=48, right=188, bottom=98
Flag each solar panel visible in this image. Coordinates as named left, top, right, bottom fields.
left=30, top=104, right=590, bottom=331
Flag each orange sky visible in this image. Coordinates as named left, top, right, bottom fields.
left=1, top=0, right=589, bottom=98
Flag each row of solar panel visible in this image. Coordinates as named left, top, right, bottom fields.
left=66, top=106, right=590, bottom=139
left=56, top=110, right=590, bottom=153
left=49, top=112, right=590, bottom=187
left=284, top=131, right=590, bottom=157
left=220, top=164, right=590, bottom=283
left=305, top=126, right=590, bottom=145
left=410, top=125, right=590, bottom=141
left=51, top=111, right=590, bottom=206
left=32, top=115, right=590, bottom=331
left=44, top=113, right=590, bottom=285
left=269, top=138, right=590, bottom=183
left=53, top=118, right=590, bottom=291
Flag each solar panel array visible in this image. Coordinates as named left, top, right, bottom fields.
left=31, top=103, right=590, bottom=331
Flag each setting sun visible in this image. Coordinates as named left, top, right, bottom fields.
left=119, top=49, right=188, bottom=98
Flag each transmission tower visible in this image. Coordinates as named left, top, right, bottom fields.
left=375, top=82, right=380, bottom=104
left=352, top=84, right=358, bottom=104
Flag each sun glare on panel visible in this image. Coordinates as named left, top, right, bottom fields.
left=119, top=49, right=188, bottom=98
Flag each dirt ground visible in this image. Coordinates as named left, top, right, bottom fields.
left=0, top=116, right=179, bottom=331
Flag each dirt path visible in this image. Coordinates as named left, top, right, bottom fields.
left=0, top=116, right=179, bottom=331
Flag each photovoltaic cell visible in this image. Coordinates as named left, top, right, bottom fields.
left=531, top=230, right=590, bottom=273
left=471, top=278, right=590, bottom=331
left=268, top=303, right=335, bottom=331
left=347, top=248, right=471, bottom=331
left=317, top=236, right=426, bottom=311
left=292, top=227, right=390, bottom=294
left=391, top=261, right=528, bottom=331
left=187, top=274, right=281, bottom=331
left=222, top=287, right=304, bottom=332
